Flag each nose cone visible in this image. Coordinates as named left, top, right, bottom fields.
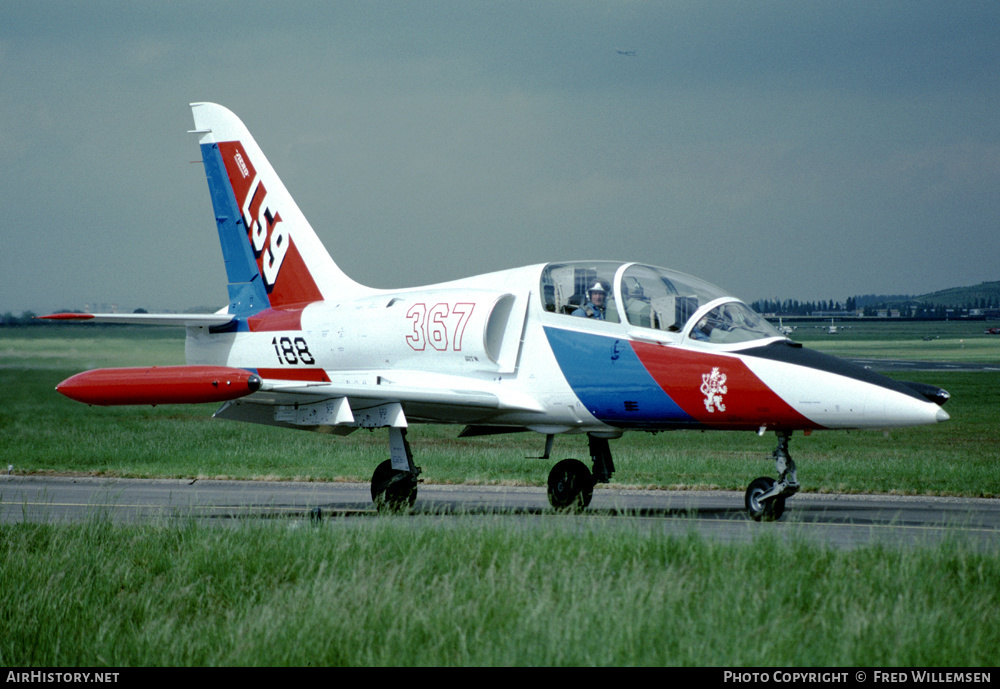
left=740, top=342, right=953, bottom=430
left=864, top=385, right=952, bottom=429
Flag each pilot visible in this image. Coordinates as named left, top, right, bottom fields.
left=572, top=281, right=609, bottom=320
left=691, top=315, right=713, bottom=341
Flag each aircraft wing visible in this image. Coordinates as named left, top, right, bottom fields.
left=213, top=369, right=546, bottom=434
left=252, top=370, right=545, bottom=413
left=41, top=312, right=235, bottom=327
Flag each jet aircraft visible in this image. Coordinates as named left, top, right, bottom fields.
left=45, top=103, right=951, bottom=520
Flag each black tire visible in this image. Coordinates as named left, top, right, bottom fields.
left=371, top=459, right=418, bottom=513
left=547, top=458, right=594, bottom=512
left=745, top=476, right=786, bottom=522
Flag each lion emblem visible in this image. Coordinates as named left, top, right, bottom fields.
left=700, top=367, right=728, bottom=413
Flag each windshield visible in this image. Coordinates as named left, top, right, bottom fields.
left=689, top=301, right=784, bottom=344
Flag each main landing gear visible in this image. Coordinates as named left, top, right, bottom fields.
left=546, top=435, right=615, bottom=512
left=368, top=428, right=616, bottom=514
left=370, top=427, right=420, bottom=513
left=745, top=431, right=800, bottom=522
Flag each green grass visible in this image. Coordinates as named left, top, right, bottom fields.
left=789, top=319, right=1000, bottom=362
left=808, top=337, right=1000, bottom=363
left=0, top=325, right=186, bottom=369
left=2, top=518, right=997, bottom=666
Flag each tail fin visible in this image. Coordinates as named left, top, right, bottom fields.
left=190, top=102, right=366, bottom=314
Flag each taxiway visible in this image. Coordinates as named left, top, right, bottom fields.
left=3, top=476, right=997, bottom=550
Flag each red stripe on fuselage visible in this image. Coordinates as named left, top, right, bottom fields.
left=247, top=307, right=304, bottom=332
left=256, top=368, right=330, bottom=382
left=630, top=341, right=820, bottom=431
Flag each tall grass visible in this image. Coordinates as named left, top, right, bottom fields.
left=2, top=518, right=997, bottom=666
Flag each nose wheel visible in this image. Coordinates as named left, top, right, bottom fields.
left=745, top=476, right=786, bottom=521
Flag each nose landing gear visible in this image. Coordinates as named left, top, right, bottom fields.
left=745, top=431, right=799, bottom=522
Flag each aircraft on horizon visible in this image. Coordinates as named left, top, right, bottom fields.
left=44, top=103, right=951, bottom=520
left=819, top=318, right=851, bottom=335
left=776, top=317, right=796, bottom=336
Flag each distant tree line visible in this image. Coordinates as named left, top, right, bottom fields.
left=750, top=298, right=858, bottom=315
left=751, top=295, right=1000, bottom=318
left=1, top=311, right=41, bottom=325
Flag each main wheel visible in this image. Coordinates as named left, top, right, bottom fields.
left=547, top=458, right=594, bottom=512
left=745, top=476, right=786, bottom=522
left=371, top=459, right=418, bottom=513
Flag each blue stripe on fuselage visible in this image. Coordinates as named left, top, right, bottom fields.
left=543, top=326, right=696, bottom=428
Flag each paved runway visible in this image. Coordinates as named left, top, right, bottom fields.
left=3, top=476, right=998, bottom=550
left=848, top=357, right=1000, bottom=372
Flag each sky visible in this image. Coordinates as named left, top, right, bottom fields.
left=2, top=1, right=998, bottom=314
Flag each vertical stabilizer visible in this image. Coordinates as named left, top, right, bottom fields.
left=190, top=102, right=367, bottom=314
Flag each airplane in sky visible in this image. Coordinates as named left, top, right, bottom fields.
left=44, top=103, right=951, bottom=520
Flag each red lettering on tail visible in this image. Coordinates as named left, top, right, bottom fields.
left=217, top=141, right=323, bottom=307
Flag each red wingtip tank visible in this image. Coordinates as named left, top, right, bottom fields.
left=55, top=366, right=262, bottom=406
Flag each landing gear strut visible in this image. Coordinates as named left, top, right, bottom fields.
left=745, top=431, right=800, bottom=522
left=371, top=427, right=420, bottom=513
left=545, top=435, right=616, bottom=512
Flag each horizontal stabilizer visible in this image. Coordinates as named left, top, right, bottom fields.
left=40, top=313, right=235, bottom=327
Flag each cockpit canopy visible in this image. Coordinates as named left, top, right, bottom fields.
left=540, top=261, right=783, bottom=345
